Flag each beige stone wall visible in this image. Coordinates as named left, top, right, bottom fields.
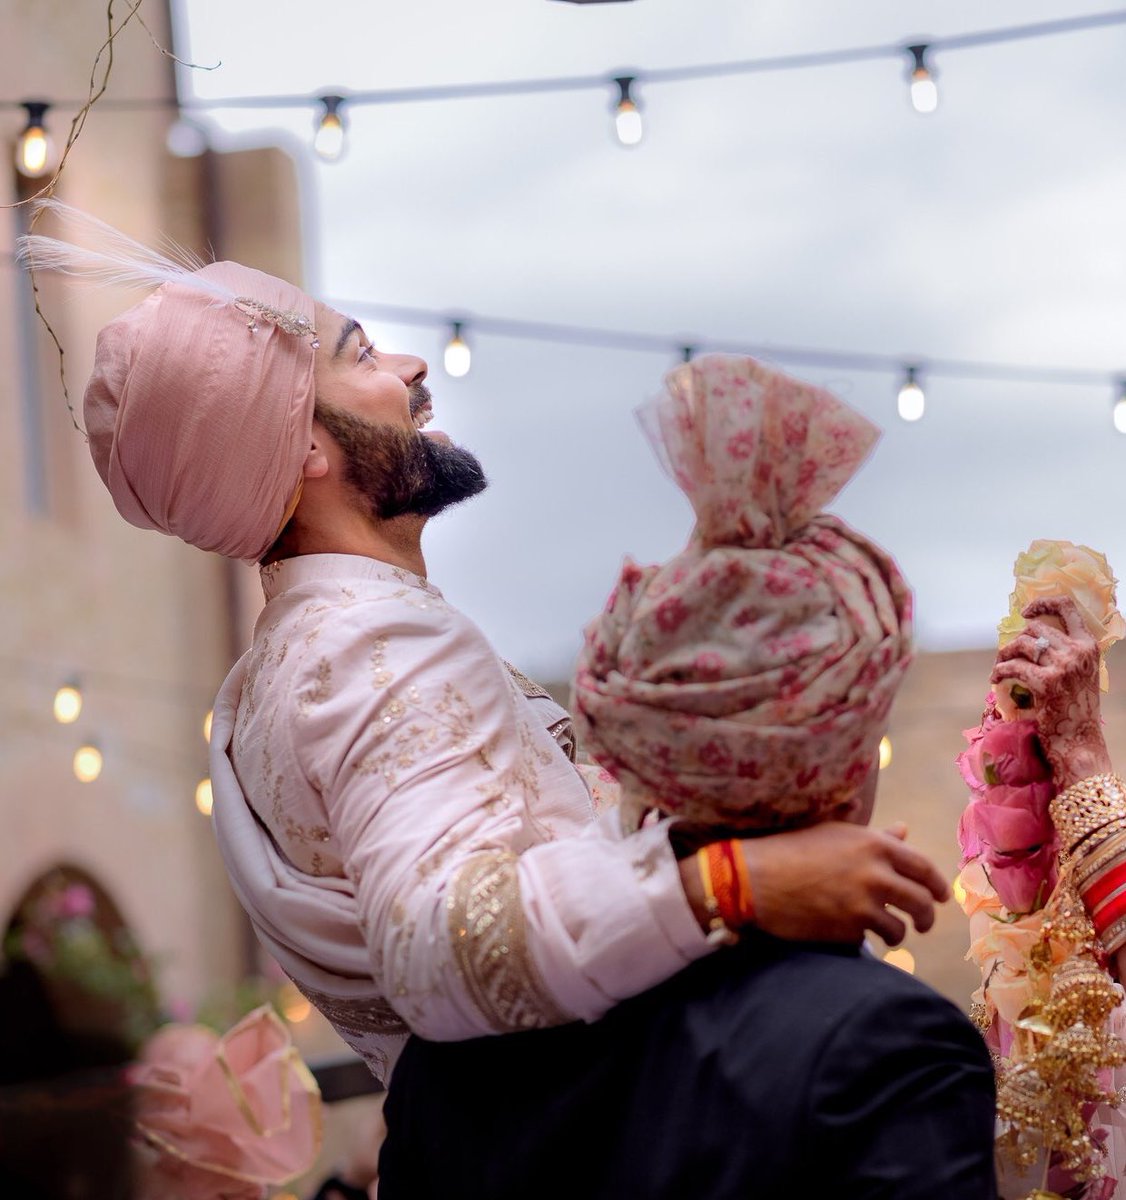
left=0, top=5, right=305, bottom=1014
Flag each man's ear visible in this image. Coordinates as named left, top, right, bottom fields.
left=302, top=430, right=330, bottom=480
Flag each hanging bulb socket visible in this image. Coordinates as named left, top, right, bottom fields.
left=313, top=94, right=348, bottom=162
left=613, top=76, right=643, bottom=146
left=906, top=45, right=938, bottom=114
left=444, top=321, right=472, bottom=378
left=897, top=365, right=926, bottom=422
left=15, top=101, right=57, bottom=179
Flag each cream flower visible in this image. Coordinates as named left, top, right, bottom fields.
left=997, top=539, right=1126, bottom=691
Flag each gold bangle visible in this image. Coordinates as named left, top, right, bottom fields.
left=1099, top=911, right=1126, bottom=956
left=1050, top=773, right=1126, bottom=855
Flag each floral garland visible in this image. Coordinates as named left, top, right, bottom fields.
left=957, top=540, right=1126, bottom=1198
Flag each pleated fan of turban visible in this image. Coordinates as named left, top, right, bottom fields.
left=572, top=354, right=914, bottom=832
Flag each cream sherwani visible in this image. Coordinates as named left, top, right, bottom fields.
left=211, top=554, right=710, bottom=1077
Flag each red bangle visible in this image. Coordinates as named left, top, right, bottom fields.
left=1093, top=889, right=1126, bottom=938
left=1083, top=858, right=1126, bottom=913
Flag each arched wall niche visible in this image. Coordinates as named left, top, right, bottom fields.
left=1, top=860, right=161, bottom=1060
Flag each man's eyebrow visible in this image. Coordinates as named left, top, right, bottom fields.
left=333, top=318, right=361, bottom=359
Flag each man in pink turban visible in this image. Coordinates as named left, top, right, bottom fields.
left=20, top=207, right=962, bottom=1188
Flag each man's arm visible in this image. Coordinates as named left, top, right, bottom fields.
left=297, top=602, right=946, bottom=1040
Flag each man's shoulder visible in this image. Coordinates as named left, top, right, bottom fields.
left=255, top=574, right=479, bottom=661
left=753, top=939, right=975, bottom=1034
left=648, top=935, right=981, bottom=1068
left=243, top=574, right=514, bottom=728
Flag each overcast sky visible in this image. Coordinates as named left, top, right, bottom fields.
left=175, top=0, right=1126, bottom=682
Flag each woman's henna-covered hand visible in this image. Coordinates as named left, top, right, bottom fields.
left=990, top=596, right=1111, bottom=788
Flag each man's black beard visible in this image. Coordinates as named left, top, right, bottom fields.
left=314, top=398, right=488, bottom=521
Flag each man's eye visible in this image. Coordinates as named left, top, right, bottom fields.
left=359, top=345, right=376, bottom=363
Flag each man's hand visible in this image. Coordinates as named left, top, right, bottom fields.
left=990, top=595, right=1110, bottom=788
left=739, top=821, right=949, bottom=946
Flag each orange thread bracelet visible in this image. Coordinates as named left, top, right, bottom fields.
left=707, top=839, right=756, bottom=927
left=696, top=845, right=739, bottom=946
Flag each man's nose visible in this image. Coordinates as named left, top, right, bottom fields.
left=388, top=353, right=427, bottom=386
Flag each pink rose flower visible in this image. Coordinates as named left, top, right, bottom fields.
left=957, top=719, right=1057, bottom=912
left=983, top=841, right=1057, bottom=914
left=963, top=720, right=1051, bottom=790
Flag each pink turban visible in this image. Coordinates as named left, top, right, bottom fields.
left=84, top=262, right=317, bottom=562
left=573, top=354, right=913, bottom=832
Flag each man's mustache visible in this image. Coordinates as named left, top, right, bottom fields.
left=409, top=383, right=432, bottom=417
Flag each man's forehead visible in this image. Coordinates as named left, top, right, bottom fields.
left=314, top=304, right=364, bottom=357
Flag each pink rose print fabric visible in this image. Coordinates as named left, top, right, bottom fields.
left=573, top=354, right=914, bottom=831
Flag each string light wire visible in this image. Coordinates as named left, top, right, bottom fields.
left=332, top=296, right=1125, bottom=395
left=3, top=9, right=1124, bottom=119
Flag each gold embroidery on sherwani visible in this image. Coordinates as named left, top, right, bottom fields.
left=446, top=851, right=572, bottom=1031
left=297, top=658, right=333, bottom=714
left=503, top=660, right=577, bottom=762
left=503, top=661, right=553, bottom=702
left=262, top=707, right=331, bottom=861
left=355, top=681, right=475, bottom=787
left=370, top=635, right=394, bottom=687
left=292, top=980, right=409, bottom=1037
left=546, top=717, right=578, bottom=762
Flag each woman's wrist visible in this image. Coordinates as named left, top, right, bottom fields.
left=1053, top=744, right=1113, bottom=791
left=1051, top=771, right=1126, bottom=956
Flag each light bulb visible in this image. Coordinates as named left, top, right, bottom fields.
left=195, top=778, right=213, bottom=816
left=15, top=102, right=56, bottom=179
left=278, top=982, right=313, bottom=1023
left=615, top=101, right=643, bottom=146
left=897, top=368, right=925, bottom=422
left=613, top=76, right=643, bottom=146
left=73, top=744, right=103, bottom=784
left=202, top=709, right=213, bottom=743
left=444, top=323, right=471, bottom=378
left=878, top=736, right=892, bottom=770
left=313, top=95, right=347, bottom=162
left=1114, top=390, right=1126, bottom=434
left=884, top=948, right=916, bottom=975
left=906, top=46, right=938, bottom=115
left=910, top=72, right=938, bottom=115
left=53, top=683, right=82, bottom=724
